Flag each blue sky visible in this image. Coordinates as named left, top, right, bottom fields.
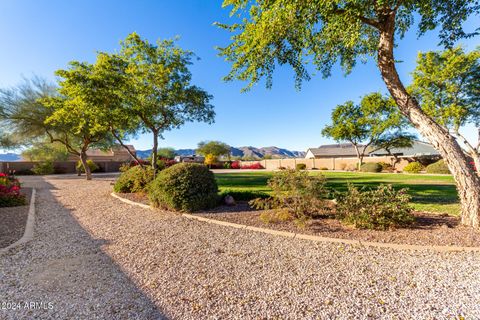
left=0, top=0, right=478, bottom=152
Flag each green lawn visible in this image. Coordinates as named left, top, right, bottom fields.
left=215, top=171, right=459, bottom=215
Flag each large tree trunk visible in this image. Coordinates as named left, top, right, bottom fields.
left=80, top=149, right=92, bottom=181
left=455, top=131, right=480, bottom=178
left=377, top=13, right=480, bottom=227
left=152, top=130, right=159, bottom=177
left=352, top=144, right=363, bottom=170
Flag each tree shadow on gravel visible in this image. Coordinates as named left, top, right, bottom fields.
left=1, top=176, right=167, bottom=320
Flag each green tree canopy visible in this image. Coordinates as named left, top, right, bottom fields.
left=42, top=61, right=116, bottom=180
left=218, top=0, right=479, bottom=90
left=0, top=77, right=57, bottom=148
left=322, top=92, right=406, bottom=167
left=156, top=147, right=177, bottom=160
left=119, top=33, right=215, bottom=171
left=196, top=140, right=231, bottom=158
left=410, top=46, right=480, bottom=174
left=21, top=141, right=69, bottom=162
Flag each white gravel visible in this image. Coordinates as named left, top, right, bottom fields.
left=1, top=175, right=479, bottom=319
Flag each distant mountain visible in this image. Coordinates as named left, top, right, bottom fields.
left=137, top=146, right=305, bottom=159
left=0, top=153, right=21, bottom=161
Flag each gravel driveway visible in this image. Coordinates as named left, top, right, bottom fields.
left=1, top=175, right=479, bottom=319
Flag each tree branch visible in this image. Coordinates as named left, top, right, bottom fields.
left=334, top=8, right=380, bottom=29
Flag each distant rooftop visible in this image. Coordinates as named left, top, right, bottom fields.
left=306, top=141, right=439, bottom=158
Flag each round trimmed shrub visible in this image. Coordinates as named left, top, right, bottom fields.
left=113, top=166, right=154, bottom=193
left=426, top=160, right=450, bottom=174
left=295, top=163, right=307, bottom=170
left=360, top=162, right=382, bottom=173
left=403, top=162, right=423, bottom=173
left=148, top=163, right=218, bottom=212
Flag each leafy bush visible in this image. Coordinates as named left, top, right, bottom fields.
left=223, top=162, right=232, bottom=169
left=360, top=162, right=382, bottom=173
left=336, top=184, right=414, bottom=230
left=76, top=160, right=99, bottom=173
left=259, top=209, right=293, bottom=224
left=249, top=169, right=329, bottom=226
left=426, top=160, right=450, bottom=174
left=241, top=162, right=264, bottom=169
left=0, top=173, right=27, bottom=207
left=32, top=161, right=54, bottom=175
left=148, top=163, right=218, bottom=212
left=295, top=163, right=307, bottom=170
left=319, top=167, right=328, bottom=170
left=113, top=166, right=155, bottom=193
left=403, top=162, right=423, bottom=173
left=378, top=162, right=393, bottom=172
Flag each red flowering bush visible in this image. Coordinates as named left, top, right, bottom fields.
left=241, top=162, right=264, bottom=170
left=231, top=161, right=241, bottom=169
left=0, top=173, right=27, bottom=207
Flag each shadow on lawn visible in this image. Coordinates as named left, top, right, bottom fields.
left=5, top=176, right=167, bottom=319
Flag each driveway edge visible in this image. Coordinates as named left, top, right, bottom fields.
left=110, top=192, right=480, bottom=253
left=110, top=192, right=153, bottom=210
left=0, top=188, right=36, bottom=256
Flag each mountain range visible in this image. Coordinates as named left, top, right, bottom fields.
left=137, top=146, right=305, bottom=159
left=0, top=153, right=21, bottom=161
left=0, top=146, right=305, bottom=161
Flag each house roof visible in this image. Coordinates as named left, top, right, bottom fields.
left=370, top=141, right=440, bottom=157
left=307, top=143, right=365, bottom=157
left=307, top=141, right=439, bottom=158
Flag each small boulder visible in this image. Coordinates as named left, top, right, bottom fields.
left=224, top=195, right=236, bottom=206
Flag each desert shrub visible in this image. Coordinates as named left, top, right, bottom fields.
left=148, top=163, right=218, bottom=212
left=119, top=163, right=131, bottom=173
left=320, top=167, right=328, bottom=170
left=403, top=162, right=423, bottom=173
left=0, top=173, right=26, bottom=207
left=378, top=162, right=393, bottom=172
left=426, top=160, right=450, bottom=174
left=336, top=184, right=414, bottom=230
left=311, top=167, right=319, bottom=170
left=249, top=169, right=329, bottom=226
left=360, top=162, right=382, bottom=173
left=295, top=163, right=307, bottom=170
left=76, top=160, right=99, bottom=173
left=278, top=166, right=287, bottom=170
left=259, top=209, right=293, bottom=224
left=32, top=161, right=54, bottom=175
left=113, top=166, right=155, bottom=193
left=219, top=190, right=269, bottom=201
left=241, top=162, right=264, bottom=169
left=156, top=159, right=167, bottom=171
